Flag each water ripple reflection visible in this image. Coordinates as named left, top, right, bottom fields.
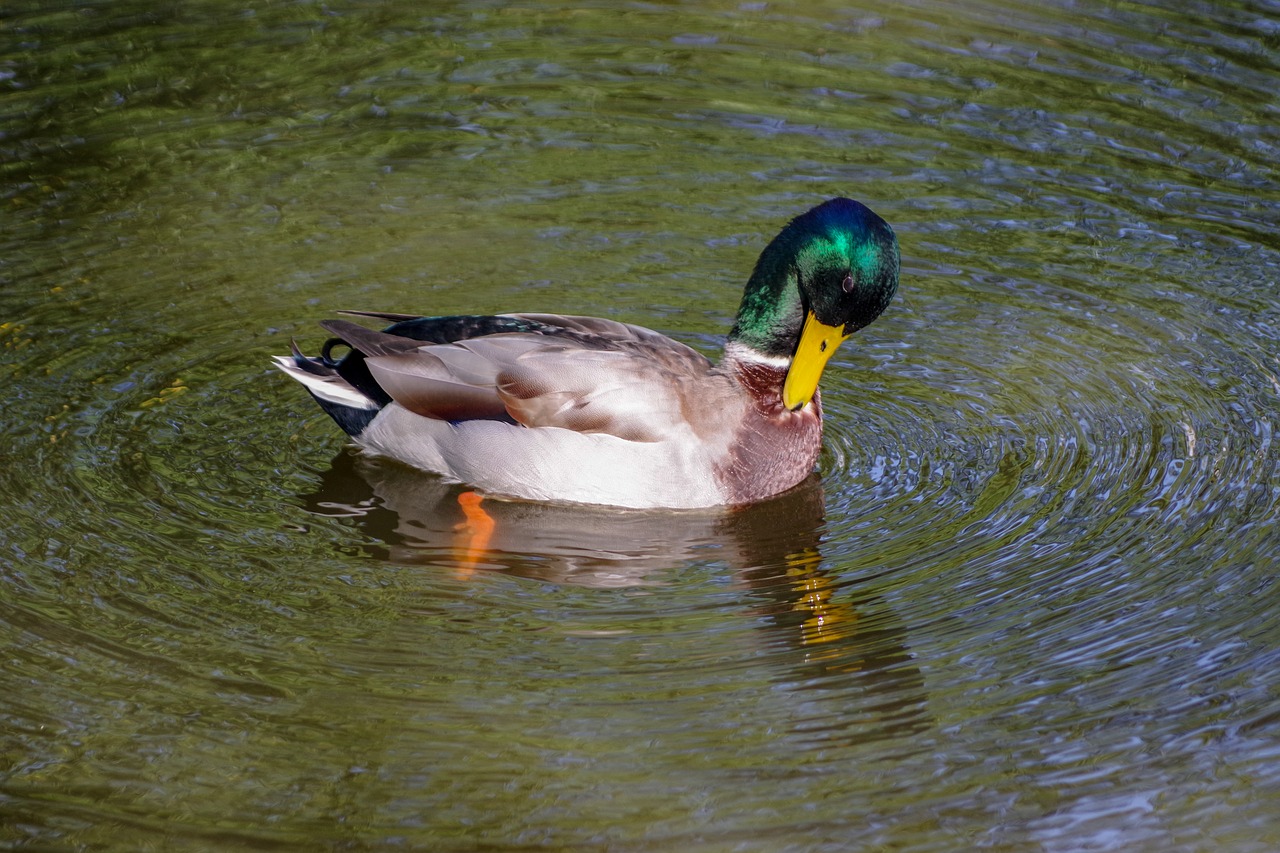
left=5, top=0, right=1280, bottom=848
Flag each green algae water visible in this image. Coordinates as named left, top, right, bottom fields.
left=4, top=0, right=1280, bottom=849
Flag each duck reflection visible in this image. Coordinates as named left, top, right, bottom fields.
left=299, top=448, right=743, bottom=586
left=300, top=450, right=927, bottom=737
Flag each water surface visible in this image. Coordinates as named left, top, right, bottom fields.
left=4, top=0, right=1280, bottom=849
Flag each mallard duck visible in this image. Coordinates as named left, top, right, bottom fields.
left=274, top=197, right=899, bottom=509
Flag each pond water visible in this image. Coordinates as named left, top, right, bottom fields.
left=4, top=0, right=1280, bottom=849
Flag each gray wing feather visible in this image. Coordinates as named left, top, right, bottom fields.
left=498, top=348, right=691, bottom=442
left=365, top=352, right=510, bottom=421
left=320, top=320, right=422, bottom=357
left=507, top=313, right=710, bottom=366
left=352, top=314, right=721, bottom=441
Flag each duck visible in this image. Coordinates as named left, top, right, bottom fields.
left=274, top=197, right=900, bottom=509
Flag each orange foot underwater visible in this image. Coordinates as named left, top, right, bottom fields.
left=453, top=491, right=495, bottom=576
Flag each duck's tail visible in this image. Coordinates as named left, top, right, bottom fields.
left=272, top=339, right=382, bottom=436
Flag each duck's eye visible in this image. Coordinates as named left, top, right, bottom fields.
left=842, top=273, right=855, bottom=293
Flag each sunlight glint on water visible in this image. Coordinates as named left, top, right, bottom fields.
left=2, top=0, right=1279, bottom=849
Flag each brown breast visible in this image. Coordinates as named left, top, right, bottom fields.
left=714, top=359, right=824, bottom=505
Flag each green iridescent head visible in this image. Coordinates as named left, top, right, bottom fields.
left=730, top=197, right=900, bottom=360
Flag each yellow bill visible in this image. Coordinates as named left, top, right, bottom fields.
left=783, top=312, right=850, bottom=410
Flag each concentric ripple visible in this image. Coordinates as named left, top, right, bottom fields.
left=4, top=0, right=1280, bottom=849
